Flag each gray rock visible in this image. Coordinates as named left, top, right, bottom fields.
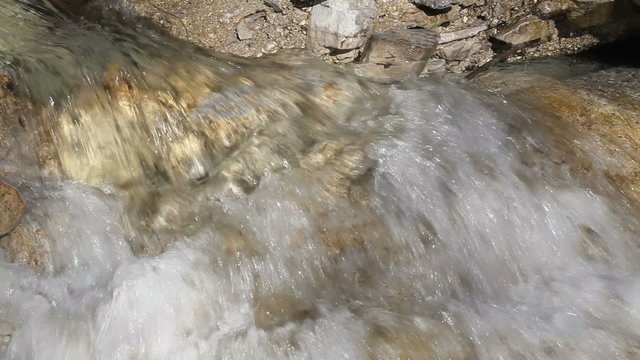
left=361, top=28, right=438, bottom=65
left=439, top=24, right=487, bottom=43
left=494, top=16, right=553, bottom=45
left=537, top=0, right=575, bottom=16
left=307, top=0, right=376, bottom=54
left=438, top=38, right=481, bottom=60
left=357, top=28, right=437, bottom=82
left=411, top=0, right=458, bottom=10
left=237, top=11, right=267, bottom=41
left=352, top=61, right=428, bottom=83
left=264, top=0, right=284, bottom=13
left=421, top=58, right=447, bottom=74
left=459, top=0, right=485, bottom=6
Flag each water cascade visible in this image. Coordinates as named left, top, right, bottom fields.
left=1, top=0, right=640, bottom=359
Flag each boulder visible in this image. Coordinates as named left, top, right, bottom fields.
left=361, top=28, right=438, bottom=65
left=356, top=27, right=438, bottom=82
left=494, top=16, right=553, bottom=45
left=307, top=0, right=376, bottom=60
left=439, top=24, right=488, bottom=43
left=439, top=38, right=482, bottom=60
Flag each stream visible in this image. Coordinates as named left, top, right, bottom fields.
left=1, top=0, right=640, bottom=359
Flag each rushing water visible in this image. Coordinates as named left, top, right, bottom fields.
left=2, top=0, right=640, bottom=359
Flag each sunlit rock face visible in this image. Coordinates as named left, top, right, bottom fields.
left=34, top=49, right=380, bottom=253
left=1, top=0, right=385, bottom=257
left=476, top=62, right=640, bottom=208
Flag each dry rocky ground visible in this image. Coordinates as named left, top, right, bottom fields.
left=125, top=0, right=640, bottom=76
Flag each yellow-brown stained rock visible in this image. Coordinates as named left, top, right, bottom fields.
left=253, top=292, right=312, bottom=330
left=0, top=225, right=49, bottom=268
left=0, top=182, right=25, bottom=236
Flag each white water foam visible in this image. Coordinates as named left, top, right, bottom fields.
left=2, top=79, right=640, bottom=359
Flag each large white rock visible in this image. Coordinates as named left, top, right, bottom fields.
left=307, top=0, right=376, bottom=55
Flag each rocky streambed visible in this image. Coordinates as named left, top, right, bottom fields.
left=1, top=0, right=640, bottom=359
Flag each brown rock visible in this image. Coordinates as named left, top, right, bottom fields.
left=361, top=28, right=438, bottom=65
left=253, top=293, right=312, bottom=330
left=367, top=320, right=473, bottom=360
left=357, top=28, right=437, bottom=81
left=439, top=24, right=488, bottom=44
left=1, top=225, right=49, bottom=268
left=494, top=16, right=553, bottom=45
left=307, top=0, right=377, bottom=60
left=0, top=182, right=25, bottom=236
left=439, top=38, right=482, bottom=60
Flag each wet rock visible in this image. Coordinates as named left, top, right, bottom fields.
left=0, top=182, right=25, bottom=236
left=439, top=24, right=488, bottom=43
left=366, top=319, right=473, bottom=360
left=0, top=225, right=49, bottom=268
left=0, top=321, right=10, bottom=353
left=439, top=38, right=482, bottom=60
left=352, top=62, right=428, bottom=83
left=422, top=58, right=447, bottom=74
left=459, top=0, right=484, bottom=6
left=307, top=0, right=376, bottom=61
left=567, top=0, right=617, bottom=28
left=479, top=66, right=640, bottom=207
left=411, top=0, right=458, bottom=10
left=494, top=16, right=553, bottom=45
left=356, top=28, right=437, bottom=81
left=253, top=293, right=312, bottom=330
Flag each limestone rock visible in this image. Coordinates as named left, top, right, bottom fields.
left=0, top=321, right=10, bottom=353
left=0, top=182, right=25, bottom=236
left=439, top=38, right=482, bottom=60
left=352, top=62, right=427, bottom=83
left=237, top=11, right=266, bottom=41
left=422, top=58, right=447, bottom=74
left=439, top=24, right=487, bottom=44
left=307, top=0, right=376, bottom=59
left=566, top=0, right=616, bottom=29
left=263, top=0, right=283, bottom=13
left=361, top=28, right=438, bottom=65
left=253, top=293, right=312, bottom=330
left=411, top=0, right=458, bottom=10
left=356, top=28, right=437, bottom=81
left=0, top=225, right=49, bottom=268
left=494, top=16, right=553, bottom=45
left=366, top=319, right=473, bottom=360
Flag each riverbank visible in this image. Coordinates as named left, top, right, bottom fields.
left=124, top=0, right=640, bottom=75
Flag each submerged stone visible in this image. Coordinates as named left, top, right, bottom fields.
left=0, top=182, right=25, bottom=236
